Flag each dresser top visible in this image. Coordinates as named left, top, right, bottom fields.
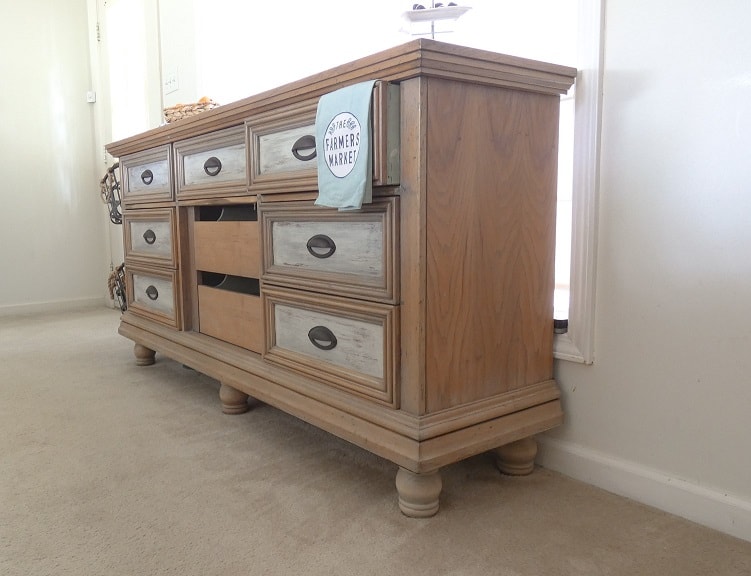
left=107, top=39, right=576, bottom=157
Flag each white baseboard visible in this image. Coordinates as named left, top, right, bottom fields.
left=536, top=435, right=751, bottom=543
left=0, top=296, right=113, bottom=317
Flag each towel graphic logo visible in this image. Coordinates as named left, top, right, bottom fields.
left=323, top=112, right=361, bottom=178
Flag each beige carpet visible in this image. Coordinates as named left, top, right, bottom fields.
left=1, top=307, right=750, bottom=576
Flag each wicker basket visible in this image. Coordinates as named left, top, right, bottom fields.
left=163, top=99, right=220, bottom=123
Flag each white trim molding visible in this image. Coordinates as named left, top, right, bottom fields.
left=554, top=0, right=605, bottom=364
left=537, top=435, right=751, bottom=543
left=0, top=297, right=112, bottom=318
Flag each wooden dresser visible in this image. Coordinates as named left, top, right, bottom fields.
left=107, top=39, right=576, bottom=517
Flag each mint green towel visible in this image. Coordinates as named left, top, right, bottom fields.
left=315, top=80, right=377, bottom=210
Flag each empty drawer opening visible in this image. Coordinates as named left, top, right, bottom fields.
left=199, top=272, right=259, bottom=296
left=197, top=204, right=257, bottom=222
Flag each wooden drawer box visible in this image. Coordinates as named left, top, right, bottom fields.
left=260, top=198, right=398, bottom=303
left=126, top=265, right=180, bottom=329
left=124, top=208, right=177, bottom=268
left=197, top=278, right=262, bottom=353
left=263, top=286, right=398, bottom=406
left=192, top=205, right=260, bottom=279
left=175, top=126, right=247, bottom=199
left=120, top=145, right=173, bottom=205
left=246, top=81, right=400, bottom=194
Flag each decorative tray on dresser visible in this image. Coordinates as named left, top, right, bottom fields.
left=107, top=39, right=576, bottom=517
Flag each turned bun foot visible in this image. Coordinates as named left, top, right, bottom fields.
left=219, top=383, right=250, bottom=415
left=133, top=343, right=156, bottom=366
left=493, top=437, right=538, bottom=476
left=395, top=468, right=442, bottom=518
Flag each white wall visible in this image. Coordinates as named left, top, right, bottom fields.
left=0, top=0, right=108, bottom=314
left=540, top=0, right=751, bottom=541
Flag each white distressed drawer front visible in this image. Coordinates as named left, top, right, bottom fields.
left=175, top=126, right=247, bottom=198
left=132, top=273, right=174, bottom=316
left=183, top=142, right=246, bottom=186
left=275, top=304, right=383, bottom=378
left=263, top=287, right=398, bottom=406
left=247, top=82, right=399, bottom=194
left=273, top=220, right=383, bottom=277
left=130, top=220, right=171, bottom=256
left=258, top=123, right=317, bottom=177
left=127, top=266, right=180, bottom=328
left=124, top=208, right=176, bottom=267
left=261, top=198, right=398, bottom=303
left=121, top=145, right=173, bottom=204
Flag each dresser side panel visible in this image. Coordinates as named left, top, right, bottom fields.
left=424, top=78, right=558, bottom=413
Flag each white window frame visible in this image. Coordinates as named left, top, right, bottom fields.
left=553, top=0, right=604, bottom=364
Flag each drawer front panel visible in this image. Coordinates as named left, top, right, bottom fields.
left=263, top=287, right=398, bottom=406
left=260, top=198, right=398, bottom=302
left=259, top=123, right=317, bottom=177
left=198, top=284, right=262, bottom=353
left=121, top=145, right=173, bottom=204
left=175, top=126, right=247, bottom=198
left=127, top=267, right=180, bottom=328
left=193, top=220, right=260, bottom=278
left=183, top=142, right=246, bottom=186
left=247, top=82, right=399, bottom=194
left=124, top=209, right=176, bottom=267
left=276, top=304, right=383, bottom=378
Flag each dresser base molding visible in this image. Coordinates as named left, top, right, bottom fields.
left=120, top=317, right=562, bottom=512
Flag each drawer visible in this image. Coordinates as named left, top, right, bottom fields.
left=123, top=208, right=176, bottom=268
left=246, top=81, right=400, bottom=193
left=126, top=266, right=180, bottom=329
left=198, top=276, right=262, bottom=353
left=192, top=205, right=260, bottom=278
left=120, top=145, right=173, bottom=205
left=174, top=126, right=247, bottom=199
left=263, top=286, right=398, bottom=406
left=260, top=198, right=398, bottom=303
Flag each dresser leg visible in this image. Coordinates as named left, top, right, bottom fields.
left=395, top=467, right=442, bottom=518
left=493, top=437, right=538, bottom=476
left=219, top=383, right=250, bottom=415
left=133, top=343, right=156, bottom=366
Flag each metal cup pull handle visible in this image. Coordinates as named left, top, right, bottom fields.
left=306, top=234, right=336, bottom=259
left=140, top=169, right=154, bottom=185
left=145, top=285, right=159, bottom=301
left=143, top=229, right=157, bottom=245
left=291, top=135, right=317, bottom=161
left=308, top=325, right=337, bottom=351
left=203, top=156, right=222, bottom=176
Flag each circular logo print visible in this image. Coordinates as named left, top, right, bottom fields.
left=323, top=112, right=362, bottom=178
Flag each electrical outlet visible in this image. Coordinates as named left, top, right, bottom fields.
left=163, top=69, right=179, bottom=95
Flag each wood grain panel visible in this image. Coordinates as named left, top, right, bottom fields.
left=197, top=285, right=262, bottom=352
left=193, top=221, right=260, bottom=278
left=424, top=78, right=559, bottom=412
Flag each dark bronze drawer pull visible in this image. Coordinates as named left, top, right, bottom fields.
left=291, top=135, right=317, bottom=161
left=306, top=234, right=336, bottom=259
left=145, top=285, right=159, bottom=300
left=203, top=156, right=222, bottom=176
left=143, top=229, right=156, bottom=245
left=140, top=169, right=153, bottom=185
left=308, top=325, right=337, bottom=351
